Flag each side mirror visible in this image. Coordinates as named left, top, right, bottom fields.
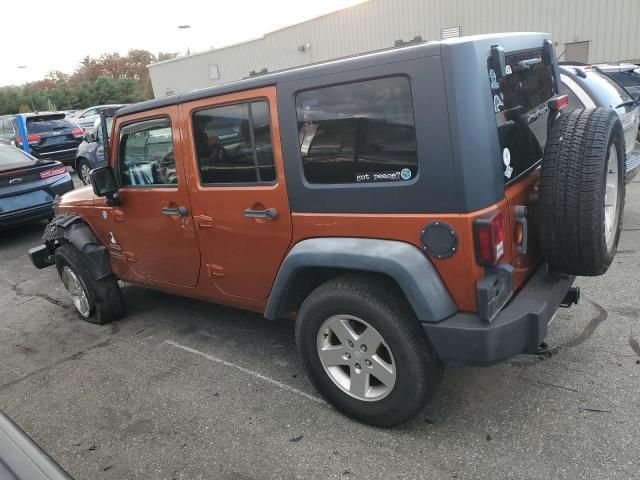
left=90, top=166, right=120, bottom=205
left=84, top=133, right=96, bottom=143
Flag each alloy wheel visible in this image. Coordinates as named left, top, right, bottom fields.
left=316, top=315, right=396, bottom=401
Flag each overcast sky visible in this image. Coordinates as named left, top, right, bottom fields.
left=2, top=0, right=367, bottom=87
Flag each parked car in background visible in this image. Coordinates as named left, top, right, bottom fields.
left=595, top=63, right=640, bottom=99
left=560, top=65, right=640, bottom=181
left=75, top=115, right=114, bottom=184
left=0, top=144, right=74, bottom=229
left=595, top=63, right=640, bottom=141
left=69, top=104, right=125, bottom=130
left=63, top=109, right=79, bottom=118
left=0, top=113, right=84, bottom=167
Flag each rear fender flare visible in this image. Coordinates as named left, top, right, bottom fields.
left=264, top=238, right=457, bottom=322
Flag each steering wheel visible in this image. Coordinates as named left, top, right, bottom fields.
left=155, top=151, right=178, bottom=184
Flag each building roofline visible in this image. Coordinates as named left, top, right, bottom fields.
left=147, top=0, right=371, bottom=69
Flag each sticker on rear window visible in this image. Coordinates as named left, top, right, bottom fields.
left=489, top=69, right=500, bottom=90
left=355, top=170, right=412, bottom=183
left=494, top=94, right=504, bottom=113
left=503, top=148, right=513, bottom=178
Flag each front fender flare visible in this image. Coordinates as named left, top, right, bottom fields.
left=43, top=214, right=112, bottom=280
left=264, top=238, right=457, bottom=322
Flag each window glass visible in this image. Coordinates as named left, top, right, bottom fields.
left=296, top=77, right=417, bottom=184
left=489, top=51, right=556, bottom=183
left=192, top=100, right=275, bottom=184
left=583, top=70, right=634, bottom=113
left=96, top=117, right=113, bottom=143
left=26, top=118, right=75, bottom=134
left=0, top=145, right=34, bottom=169
left=118, top=118, right=177, bottom=187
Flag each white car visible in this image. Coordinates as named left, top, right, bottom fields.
left=560, top=65, right=640, bottom=181
left=69, top=104, right=126, bottom=130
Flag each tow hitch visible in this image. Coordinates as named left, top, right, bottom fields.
left=560, top=286, right=580, bottom=307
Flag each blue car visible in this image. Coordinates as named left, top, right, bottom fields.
left=74, top=116, right=113, bottom=185
left=0, top=144, right=74, bottom=230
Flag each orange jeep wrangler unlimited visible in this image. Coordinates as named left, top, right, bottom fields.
left=29, top=33, right=625, bottom=427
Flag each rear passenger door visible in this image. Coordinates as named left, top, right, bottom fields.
left=182, top=87, right=293, bottom=300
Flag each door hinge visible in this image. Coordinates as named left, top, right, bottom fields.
left=206, top=264, right=224, bottom=277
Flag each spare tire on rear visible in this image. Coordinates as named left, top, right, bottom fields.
left=539, top=108, right=625, bottom=276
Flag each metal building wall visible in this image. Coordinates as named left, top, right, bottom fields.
left=148, top=0, right=640, bottom=97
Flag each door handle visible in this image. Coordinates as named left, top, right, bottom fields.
left=243, top=207, right=278, bottom=220
left=162, top=206, right=188, bottom=216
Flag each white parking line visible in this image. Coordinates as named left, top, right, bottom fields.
left=164, top=340, right=327, bottom=405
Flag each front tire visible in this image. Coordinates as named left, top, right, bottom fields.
left=296, top=274, right=442, bottom=427
left=54, top=244, right=125, bottom=324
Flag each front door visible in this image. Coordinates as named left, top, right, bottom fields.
left=182, top=87, right=292, bottom=300
left=107, top=106, right=201, bottom=287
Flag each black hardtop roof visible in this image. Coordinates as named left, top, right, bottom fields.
left=117, top=32, right=549, bottom=117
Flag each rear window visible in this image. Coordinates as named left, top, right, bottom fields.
left=26, top=118, right=75, bottom=134
left=584, top=70, right=634, bottom=111
left=489, top=50, right=556, bottom=183
left=0, top=146, right=35, bottom=170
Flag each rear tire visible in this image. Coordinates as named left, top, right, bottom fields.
left=295, top=274, right=442, bottom=427
left=54, top=244, right=125, bottom=324
left=539, top=108, right=625, bottom=276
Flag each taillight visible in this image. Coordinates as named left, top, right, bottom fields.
left=72, top=128, right=84, bottom=138
left=40, top=166, right=67, bottom=179
left=547, top=94, right=569, bottom=112
left=474, top=211, right=505, bottom=266
left=16, top=134, right=41, bottom=146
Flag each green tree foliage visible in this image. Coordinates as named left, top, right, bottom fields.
left=0, top=50, right=177, bottom=115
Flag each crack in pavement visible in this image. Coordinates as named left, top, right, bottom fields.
left=629, top=335, right=640, bottom=358
left=509, top=299, right=609, bottom=367
left=561, top=300, right=608, bottom=349
left=10, top=283, right=70, bottom=310
left=0, top=339, right=113, bottom=390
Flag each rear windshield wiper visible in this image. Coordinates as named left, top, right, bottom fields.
left=615, top=100, right=637, bottom=109
left=513, top=57, right=542, bottom=72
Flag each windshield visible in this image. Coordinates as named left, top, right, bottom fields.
left=488, top=49, right=556, bottom=183
left=0, top=146, right=35, bottom=171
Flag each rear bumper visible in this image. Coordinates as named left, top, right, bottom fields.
left=423, top=263, right=575, bottom=365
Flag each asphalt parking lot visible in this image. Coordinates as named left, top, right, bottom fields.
left=1, top=173, right=639, bottom=480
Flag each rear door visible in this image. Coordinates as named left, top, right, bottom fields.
left=489, top=47, right=558, bottom=287
left=181, top=86, right=293, bottom=300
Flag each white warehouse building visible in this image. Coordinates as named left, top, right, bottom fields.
left=148, top=0, right=640, bottom=98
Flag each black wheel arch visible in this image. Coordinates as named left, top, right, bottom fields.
left=43, top=214, right=113, bottom=281
left=264, top=238, right=457, bottom=322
